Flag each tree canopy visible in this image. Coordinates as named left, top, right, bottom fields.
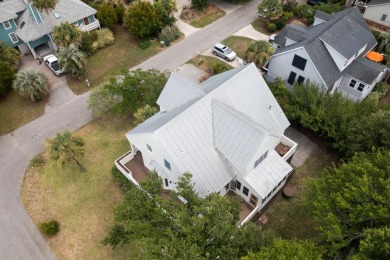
left=13, top=70, right=49, bottom=102
left=257, top=0, right=283, bottom=23
left=134, top=104, right=158, bottom=125
left=53, top=22, right=82, bottom=48
left=58, top=44, right=87, bottom=79
left=103, top=172, right=275, bottom=259
left=97, top=2, right=118, bottom=29
left=0, top=41, right=20, bottom=71
left=0, top=61, right=16, bottom=97
left=124, top=1, right=162, bottom=38
left=244, top=40, right=274, bottom=67
left=88, top=69, right=168, bottom=117
left=305, top=149, right=390, bottom=256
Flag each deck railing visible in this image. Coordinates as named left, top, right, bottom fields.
left=114, top=150, right=140, bottom=187
left=80, top=20, right=100, bottom=32
left=280, top=135, right=298, bottom=161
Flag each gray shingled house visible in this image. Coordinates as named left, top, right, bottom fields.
left=362, top=0, right=390, bottom=31
left=0, top=0, right=99, bottom=58
left=266, top=7, right=387, bottom=101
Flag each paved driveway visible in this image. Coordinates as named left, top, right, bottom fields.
left=0, top=1, right=263, bottom=259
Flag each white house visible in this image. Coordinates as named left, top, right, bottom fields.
left=116, top=64, right=298, bottom=224
left=361, top=0, right=390, bottom=30
left=266, top=7, right=387, bottom=102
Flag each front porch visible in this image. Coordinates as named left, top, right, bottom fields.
left=275, top=135, right=298, bottom=163
left=115, top=150, right=150, bottom=186
left=80, top=20, right=101, bottom=32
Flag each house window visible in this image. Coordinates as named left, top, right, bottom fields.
left=292, top=55, right=307, bottom=71
left=164, top=178, right=169, bottom=187
left=3, top=20, right=11, bottom=29
left=254, top=151, right=268, bottom=169
left=147, top=144, right=152, bottom=152
left=381, top=14, right=387, bottom=21
left=349, top=79, right=357, bottom=88
left=9, top=32, right=18, bottom=43
left=236, top=180, right=241, bottom=191
left=243, top=186, right=249, bottom=196
left=250, top=194, right=258, bottom=206
left=357, top=83, right=365, bottom=92
left=225, top=183, right=229, bottom=190
left=164, top=159, right=171, bottom=171
left=287, top=71, right=297, bottom=85
left=297, top=75, right=305, bottom=84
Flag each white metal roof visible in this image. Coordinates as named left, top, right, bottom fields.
left=127, top=63, right=291, bottom=197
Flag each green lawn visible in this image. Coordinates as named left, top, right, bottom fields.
left=251, top=18, right=270, bottom=34
left=222, top=36, right=256, bottom=59
left=190, top=9, right=226, bottom=28
left=22, top=116, right=136, bottom=259
left=188, top=55, right=233, bottom=79
left=67, top=25, right=182, bottom=95
left=262, top=139, right=339, bottom=240
left=0, top=90, right=47, bottom=135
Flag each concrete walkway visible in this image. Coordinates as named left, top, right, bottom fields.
left=285, top=127, right=318, bottom=168
left=233, top=24, right=269, bottom=41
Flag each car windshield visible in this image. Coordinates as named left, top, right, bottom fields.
left=224, top=47, right=232, bottom=54
left=51, top=60, right=60, bottom=71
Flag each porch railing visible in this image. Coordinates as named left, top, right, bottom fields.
left=114, top=150, right=140, bottom=187
left=80, top=20, right=100, bottom=32
left=281, top=135, right=298, bottom=162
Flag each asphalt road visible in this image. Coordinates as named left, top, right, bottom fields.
left=0, top=1, right=260, bottom=259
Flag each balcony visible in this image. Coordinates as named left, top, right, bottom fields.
left=275, top=135, right=298, bottom=162
left=80, top=19, right=100, bottom=32
left=115, top=150, right=150, bottom=186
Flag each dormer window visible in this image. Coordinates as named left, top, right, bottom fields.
left=254, top=151, right=268, bottom=169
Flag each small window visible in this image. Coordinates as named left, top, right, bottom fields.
left=225, top=183, right=229, bottom=190
left=9, top=32, right=18, bottom=43
left=236, top=180, right=241, bottom=191
left=357, top=83, right=365, bottom=92
left=292, top=55, right=307, bottom=71
left=349, top=79, right=357, bottom=88
left=297, top=75, right=305, bottom=84
left=254, top=151, right=268, bottom=169
left=3, top=20, right=11, bottom=29
left=381, top=14, right=387, bottom=21
left=20, top=21, right=25, bottom=29
left=243, top=186, right=249, bottom=196
left=164, top=159, right=171, bottom=171
left=287, top=71, right=297, bottom=85
left=147, top=144, right=152, bottom=152
left=164, top=178, right=169, bottom=187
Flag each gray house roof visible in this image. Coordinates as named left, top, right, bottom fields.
left=0, top=0, right=25, bottom=23
left=273, top=7, right=380, bottom=88
left=15, top=0, right=96, bottom=42
left=345, top=56, right=387, bottom=84
left=314, top=10, right=332, bottom=22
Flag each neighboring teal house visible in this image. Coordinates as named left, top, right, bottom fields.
left=0, top=0, right=100, bottom=58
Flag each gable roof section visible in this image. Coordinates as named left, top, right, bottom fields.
left=345, top=56, right=387, bottom=84
left=0, top=0, right=25, bottom=23
left=15, top=0, right=96, bottom=42
left=128, top=63, right=291, bottom=197
left=212, top=100, right=276, bottom=174
left=157, top=72, right=205, bottom=111
left=273, top=7, right=377, bottom=88
left=314, top=10, right=332, bottom=22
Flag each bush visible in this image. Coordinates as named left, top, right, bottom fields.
left=95, top=28, right=114, bottom=49
left=280, top=11, right=293, bottom=22
left=267, top=23, right=276, bottom=32
left=158, top=25, right=180, bottom=42
left=39, top=220, right=60, bottom=237
left=30, top=154, right=45, bottom=167
left=97, top=2, right=118, bottom=29
left=210, top=62, right=230, bottom=75
left=191, top=0, right=209, bottom=10
left=115, top=4, right=125, bottom=24
left=80, top=31, right=98, bottom=56
left=111, top=166, right=133, bottom=192
left=275, top=20, right=285, bottom=30
left=0, top=61, right=16, bottom=97
left=372, top=82, right=390, bottom=98
left=139, top=40, right=151, bottom=49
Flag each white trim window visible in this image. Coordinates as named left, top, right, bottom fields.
left=3, top=20, right=11, bottom=30
left=9, top=32, right=18, bottom=43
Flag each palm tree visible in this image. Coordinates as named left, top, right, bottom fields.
left=12, top=70, right=49, bottom=102
left=58, top=44, right=87, bottom=79
left=49, top=131, right=86, bottom=173
left=32, top=0, right=58, bottom=30
left=245, top=40, right=275, bottom=67
left=53, top=22, right=82, bottom=48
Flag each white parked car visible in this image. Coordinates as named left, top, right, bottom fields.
left=43, top=54, right=64, bottom=76
left=269, top=34, right=277, bottom=42
left=212, top=43, right=237, bottom=61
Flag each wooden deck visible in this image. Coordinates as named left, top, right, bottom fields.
left=226, top=191, right=255, bottom=224
left=275, top=142, right=291, bottom=157
left=124, top=152, right=150, bottom=182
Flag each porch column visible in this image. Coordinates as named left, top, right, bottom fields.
left=26, top=42, right=37, bottom=59
left=48, top=33, right=57, bottom=52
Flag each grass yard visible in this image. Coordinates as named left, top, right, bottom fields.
left=251, top=18, right=270, bottom=34
left=190, top=7, right=226, bottom=28
left=67, top=25, right=183, bottom=95
left=222, top=36, right=255, bottom=59
left=0, top=90, right=47, bottom=135
left=22, top=116, right=136, bottom=259
left=261, top=134, right=340, bottom=240
left=180, top=5, right=225, bottom=28
left=188, top=55, right=233, bottom=81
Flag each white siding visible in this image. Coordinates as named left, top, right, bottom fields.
left=321, top=40, right=347, bottom=71
left=267, top=48, right=324, bottom=88
left=363, top=5, right=390, bottom=28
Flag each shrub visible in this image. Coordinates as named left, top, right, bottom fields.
left=0, top=61, right=16, bottom=97
left=191, top=0, right=209, bottom=11
left=275, top=20, right=285, bottom=30
left=158, top=25, right=180, bottom=42
left=210, top=62, right=230, bottom=74
left=140, top=40, right=151, bottom=49
left=80, top=31, right=98, bottom=56
left=39, top=220, right=60, bottom=237
left=280, top=11, right=293, bottom=22
left=372, top=82, right=390, bottom=98
left=115, top=4, right=125, bottom=24
left=111, top=166, right=133, bottom=192
left=95, top=28, right=114, bottom=49
left=30, top=154, right=45, bottom=167
left=267, top=23, right=276, bottom=32
left=97, top=2, right=118, bottom=29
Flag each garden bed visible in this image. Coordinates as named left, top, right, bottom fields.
left=180, top=4, right=226, bottom=28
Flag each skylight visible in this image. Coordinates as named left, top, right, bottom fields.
left=53, top=13, right=60, bottom=19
